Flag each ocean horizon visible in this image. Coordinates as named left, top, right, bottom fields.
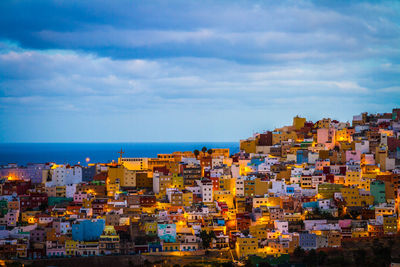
left=0, top=142, right=239, bottom=166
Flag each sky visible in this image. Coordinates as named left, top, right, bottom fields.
left=0, top=0, right=399, bottom=143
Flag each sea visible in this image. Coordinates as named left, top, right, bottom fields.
left=0, top=142, right=239, bottom=166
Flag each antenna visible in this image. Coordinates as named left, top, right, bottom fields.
left=118, top=148, right=125, bottom=162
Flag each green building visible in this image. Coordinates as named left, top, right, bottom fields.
left=0, top=200, right=8, bottom=217
left=370, top=180, right=386, bottom=204
left=48, top=197, right=73, bottom=206
left=318, top=183, right=343, bottom=199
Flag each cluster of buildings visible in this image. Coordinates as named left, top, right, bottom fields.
left=1, top=109, right=400, bottom=260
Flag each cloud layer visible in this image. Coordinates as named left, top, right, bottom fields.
left=0, top=1, right=399, bottom=142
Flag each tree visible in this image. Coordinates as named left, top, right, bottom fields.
left=349, top=210, right=361, bottom=220
left=199, top=230, right=216, bottom=249
left=193, top=149, right=200, bottom=158
left=317, top=250, right=327, bottom=265
left=293, top=246, right=305, bottom=258
left=353, top=248, right=366, bottom=266
left=207, top=149, right=213, bottom=155
left=258, top=262, right=271, bottom=267
left=39, top=202, right=48, bottom=211
left=201, top=146, right=207, bottom=154
left=304, top=249, right=317, bottom=266
left=372, top=244, right=391, bottom=267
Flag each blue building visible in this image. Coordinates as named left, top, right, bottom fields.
left=82, top=165, right=96, bottom=182
left=157, top=223, right=176, bottom=243
left=299, top=232, right=317, bottom=250
left=286, top=187, right=295, bottom=194
left=302, top=201, right=318, bottom=209
left=148, top=242, right=162, bottom=253
left=72, top=219, right=105, bottom=241
left=296, top=150, right=308, bottom=164
left=250, top=158, right=264, bottom=166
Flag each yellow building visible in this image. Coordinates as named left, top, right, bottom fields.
left=158, top=174, right=172, bottom=197
left=236, top=197, right=247, bottom=213
left=272, top=131, right=298, bottom=145
left=300, top=176, right=312, bottom=189
left=240, top=139, right=257, bottom=154
left=254, top=178, right=269, bottom=196
left=65, top=240, right=78, bottom=256
left=375, top=145, right=388, bottom=171
left=363, top=164, right=380, bottom=174
left=79, top=199, right=92, bottom=212
left=315, top=118, right=331, bottom=129
left=182, top=191, right=193, bottom=207
left=249, top=224, right=268, bottom=240
left=352, top=230, right=369, bottom=238
left=336, top=129, right=351, bottom=143
left=167, top=161, right=180, bottom=175
left=283, top=213, right=302, bottom=222
left=253, top=197, right=281, bottom=209
left=344, top=171, right=361, bottom=186
left=21, top=210, right=40, bottom=224
left=235, top=236, right=258, bottom=259
left=358, top=179, right=371, bottom=191
left=244, top=179, right=255, bottom=197
left=108, top=165, right=124, bottom=184
left=120, top=158, right=149, bottom=171
left=172, top=174, right=184, bottom=189
left=214, top=190, right=234, bottom=209
left=327, top=231, right=341, bottom=247
left=342, top=171, right=370, bottom=190
left=211, top=148, right=230, bottom=158
left=99, top=225, right=120, bottom=255
left=171, top=192, right=183, bottom=206
left=55, top=186, right=66, bottom=197
left=148, top=158, right=173, bottom=173
left=16, top=242, right=27, bottom=258
left=375, top=206, right=395, bottom=217
left=293, top=116, right=306, bottom=130
left=340, top=187, right=374, bottom=207
left=107, top=165, right=137, bottom=188
left=122, top=168, right=137, bottom=187
left=383, top=216, right=397, bottom=235
left=106, top=180, right=120, bottom=197
left=163, top=242, right=180, bottom=251
left=143, top=221, right=157, bottom=236
left=219, top=176, right=235, bottom=192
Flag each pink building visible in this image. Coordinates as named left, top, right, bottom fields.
left=5, top=210, right=19, bottom=227
left=317, top=128, right=336, bottom=150
left=346, top=150, right=361, bottom=163
left=315, top=159, right=330, bottom=171
left=74, top=192, right=88, bottom=203
left=46, top=240, right=66, bottom=257
left=362, top=154, right=375, bottom=165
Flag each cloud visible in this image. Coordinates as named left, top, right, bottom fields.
left=379, top=86, right=400, bottom=93
left=0, top=0, right=399, bottom=142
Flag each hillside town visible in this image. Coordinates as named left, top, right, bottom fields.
left=1, top=109, right=400, bottom=265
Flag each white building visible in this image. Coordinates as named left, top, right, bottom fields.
left=355, top=140, right=369, bottom=154
left=50, top=165, right=82, bottom=186
left=199, top=180, right=213, bottom=203
left=235, top=176, right=245, bottom=197
left=66, top=184, right=77, bottom=198
left=153, top=172, right=161, bottom=194
left=274, top=220, right=289, bottom=233
left=212, top=157, right=224, bottom=168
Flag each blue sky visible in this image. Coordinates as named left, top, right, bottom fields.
left=0, top=0, right=399, bottom=142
